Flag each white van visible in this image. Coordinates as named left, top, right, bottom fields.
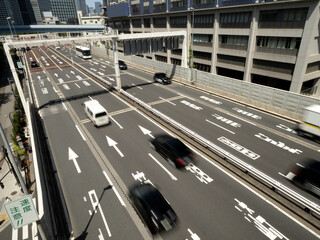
left=83, top=100, right=109, bottom=127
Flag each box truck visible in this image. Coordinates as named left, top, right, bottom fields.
left=296, top=105, right=320, bottom=143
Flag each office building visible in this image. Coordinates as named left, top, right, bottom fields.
left=95, top=1, right=102, bottom=14
left=104, top=0, right=320, bottom=95
left=50, top=0, right=77, bottom=23
left=75, top=0, right=87, bottom=16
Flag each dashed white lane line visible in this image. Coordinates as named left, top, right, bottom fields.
left=205, top=119, right=235, bottom=134
left=148, top=153, right=177, bottom=181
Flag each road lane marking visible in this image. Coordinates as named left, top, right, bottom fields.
left=205, top=119, right=235, bottom=134
left=68, top=147, right=81, bottom=173
left=106, top=136, right=124, bottom=157
left=75, top=125, right=86, bottom=141
left=159, top=97, right=176, bottom=105
left=88, top=190, right=112, bottom=237
left=109, top=116, right=123, bottom=129
left=132, top=83, right=142, bottom=89
left=103, top=171, right=126, bottom=207
left=75, top=83, right=81, bottom=88
left=148, top=153, right=177, bottom=181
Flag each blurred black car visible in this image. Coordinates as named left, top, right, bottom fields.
left=118, top=60, right=127, bottom=70
left=129, top=183, right=177, bottom=234
left=30, top=61, right=38, bottom=68
left=150, top=134, right=195, bottom=168
left=290, top=159, right=320, bottom=197
left=153, top=73, right=171, bottom=84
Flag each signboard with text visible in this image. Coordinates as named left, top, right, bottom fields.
left=4, top=195, right=39, bottom=229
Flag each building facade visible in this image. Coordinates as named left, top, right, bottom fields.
left=50, top=0, right=77, bottom=23
left=104, top=0, right=320, bottom=95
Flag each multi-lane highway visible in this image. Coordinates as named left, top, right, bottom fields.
left=7, top=45, right=319, bottom=239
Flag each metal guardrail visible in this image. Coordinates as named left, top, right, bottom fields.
left=52, top=47, right=320, bottom=227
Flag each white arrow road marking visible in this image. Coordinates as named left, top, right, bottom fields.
left=68, top=147, right=81, bottom=173
left=70, top=71, right=75, bottom=74
left=37, top=76, right=41, bottom=80
left=98, top=228, right=104, bottom=240
left=139, top=126, right=154, bottom=138
left=54, top=73, right=58, bottom=77
left=63, top=84, right=70, bottom=90
left=148, top=153, right=177, bottom=181
left=83, top=81, right=91, bottom=86
left=106, top=136, right=124, bottom=157
left=187, top=229, right=200, bottom=240
left=103, top=171, right=126, bottom=207
left=76, top=75, right=83, bottom=80
left=58, top=78, right=64, bottom=83
left=88, top=190, right=112, bottom=237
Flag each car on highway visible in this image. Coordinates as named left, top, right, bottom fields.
left=129, top=183, right=177, bottom=234
left=289, top=159, right=320, bottom=197
left=149, top=134, right=195, bottom=168
left=153, top=72, right=171, bottom=84
left=30, top=60, right=38, bottom=68
left=118, top=60, right=127, bottom=70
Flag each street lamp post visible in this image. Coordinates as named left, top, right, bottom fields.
left=6, top=17, right=13, bottom=38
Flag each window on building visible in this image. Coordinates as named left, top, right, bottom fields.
left=193, top=34, right=213, bottom=43
left=220, top=12, right=251, bottom=28
left=170, top=0, right=187, bottom=9
left=132, top=19, right=142, bottom=28
left=194, top=63, right=211, bottom=72
left=219, top=35, right=248, bottom=48
left=132, top=4, right=140, bottom=14
left=170, top=16, right=187, bottom=28
left=123, top=20, right=130, bottom=28
left=155, top=55, right=167, bottom=62
left=154, top=17, right=166, bottom=28
left=256, top=37, right=301, bottom=50
left=154, top=1, right=166, bottom=12
left=144, top=18, right=151, bottom=28
left=193, top=51, right=212, bottom=60
left=171, top=49, right=182, bottom=55
left=171, top=58, right=181, bottom=65
left=193, top=14, right=214, bottom=28
left=194, top=0, right=214, bottom=5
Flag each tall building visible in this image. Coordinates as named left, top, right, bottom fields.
left=95, top=1, right=102, bottom=14
left=0, top=0, right=41, bottom=25
left=75, top=0, right=87, bottom=16
left=37, top=0, right=52, bottom=16
left=50, top=0, right=77, bottom=23
left=104, top=0, right=320, bottom=96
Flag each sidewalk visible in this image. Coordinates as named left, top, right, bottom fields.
left=0, top=68, right=25, bottom=229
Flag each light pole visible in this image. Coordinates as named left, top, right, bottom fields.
left=6, top=17, right=13, bottom=38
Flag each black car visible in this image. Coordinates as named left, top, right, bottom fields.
left=153, top=73, right=171, bottom=84
left=290, top=159, right=320, bottom=197
left=118, top=60, right=127, bottom=70
left=30, top=61, right=38, bottom=68
left=129, top=183, right=177, bottom=234
left=150, top=134, right=195, bottom=168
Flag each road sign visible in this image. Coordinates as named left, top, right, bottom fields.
left=4, top=195, right=39, bottom=229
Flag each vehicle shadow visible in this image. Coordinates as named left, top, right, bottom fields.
left=75, top=185, right=113, bottom=240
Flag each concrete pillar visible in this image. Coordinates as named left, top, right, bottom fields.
left=166, top=15, right=171, bottom=64
left=211, top=11, right=219, bottom=74
left=290, top=1, right=320, bottom=93
left=243, top=7, right=258, bottom=82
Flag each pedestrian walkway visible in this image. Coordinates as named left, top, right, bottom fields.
left=0, top=67, right=25, bottom=230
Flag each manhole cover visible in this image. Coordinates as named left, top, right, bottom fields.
left=11, top=191, right=17, bottom=196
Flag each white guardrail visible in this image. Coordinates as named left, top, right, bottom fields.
left=52, top=47, right=320, bottom=220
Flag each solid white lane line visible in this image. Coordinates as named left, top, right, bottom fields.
left=75, top=125, right=86, bottom=141
left=103, top=171, right=126, bottom=207
left=109, top=116, right=123, bottom=129
left=62, top=102, right=67, bottom=110
left=205, top=119, right=235, bottom=134
left=22, top=224, right=28, bottom=239
left=223, top=112, right=256, bottom=126
left=159, top=97, right=176, bottom=106
left=148, top=153, right=177, bottom=181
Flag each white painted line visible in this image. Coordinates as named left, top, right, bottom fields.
left=68, top=148, right=81, bottom=173
left=223, top=111, right=256, bottom=126
left=132, top=83, right=142, bottom=89
left=66, top=74, right=70, bottom=79
left=98, top=228, right=104, bottom=240
left=62, top=102, right=67, bottom=110
left=83, top=196, right=87, bottom=202
left=75, top=83, right=81, bottom=88
left=103, top=171, right=126, bottom=207
left=32, top=198, right=38, bottom=240
left=53, top=87, right=58, bottom=93
left=76, top=125, right=86, bottom=141
left=159, top=97, right=176, bottom=106
left=148, top=153, right=177, bottom=181
left=88, top=190, right=112, bottom=237
left=106, top=136, right=124, bottom=157
left=89, top=210, right=92, bottom=216
left=89, top=96, right=93, bottom=100
left=12, top=227, right=17, bottom=240
left=178, top=93, right=195, bottom=101
left=109, top=116, right=123, bottom=129
left=22, top=224, right=29, bottom=239
left=205, top=119, right=235, bottom=134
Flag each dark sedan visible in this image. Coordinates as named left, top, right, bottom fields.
left=153, top=73, right=171, bottom=84
left=129, top=183, right=177, bottom=234
left=149, top=134, right=195, bottom=168
left=290, top=159, right=320, bottom=197
left=118, top=60, right=127, bottom=70
left=30, top=61, right=38, bottom=68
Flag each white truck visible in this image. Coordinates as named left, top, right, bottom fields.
left=296, top=105, right=320, bottom=142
